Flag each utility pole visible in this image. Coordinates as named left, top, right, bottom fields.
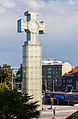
left=53, top=79, right=55, bottom=92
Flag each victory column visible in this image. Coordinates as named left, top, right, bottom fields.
left=17, top=11, right=46, bottom=110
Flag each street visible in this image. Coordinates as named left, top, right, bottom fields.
left=38, top=105, right=78, bottom=119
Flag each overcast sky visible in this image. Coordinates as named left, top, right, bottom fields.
left=0, top=0, right=78, bottom=67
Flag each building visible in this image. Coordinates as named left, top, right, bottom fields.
left=15, top=75, right=22, bottom=90
left=12, top=65, right=23, bottom=91
left=62, top=67, right=78, bottom=92
left=42, top=58, right=62, bottom=92
left=62, top=62, right=73, bottom=76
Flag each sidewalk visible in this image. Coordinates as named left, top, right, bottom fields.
left=38, top=105, right=78, bottom=119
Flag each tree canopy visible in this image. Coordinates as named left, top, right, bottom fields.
left=0, top=64, right=40, bottom=119
left=0, top=88, right=40, bottom=119
left=0, top=64, right=13, bottom=89
left=66, top=111, right=78, bottom=119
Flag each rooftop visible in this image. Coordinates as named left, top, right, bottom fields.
left=65, top=67, right=78, bottom=75
left=42, top=58, right=62, bottom=65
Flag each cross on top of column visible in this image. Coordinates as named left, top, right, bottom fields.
left=24, top=11, right=39, bottom=21
left=17, top=11, right=46, bottom=43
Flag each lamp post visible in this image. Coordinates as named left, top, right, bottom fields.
left=53, top=79, right=55, bottom=92
left=45, top=80, right=47, bottom=93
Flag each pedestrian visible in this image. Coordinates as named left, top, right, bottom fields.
left=50, top=97, right=54, bottom=109
left=52, top=106, right=56, bottom=116
left=53, top=108, right=55, bottom=116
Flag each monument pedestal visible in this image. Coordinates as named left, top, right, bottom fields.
left=23, top=41, right=42, bottom=110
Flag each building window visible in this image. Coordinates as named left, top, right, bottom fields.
left=43, top=75, right=46, bottom=78
left=48, top=68, right=52, bottom=71
left=63, top=84, right=65, bottom=87
left=67, top=79, right=72, bottom=83
left=59, top=68, right=61, bottom=70
left=56, top=72, right=58, bottom=74
left=53, top=72, right=55, bottom=74
left=63, top=80, right=65, bottom=83
left=48, top=71, right=51, bottom=74
left=47, top=75, right=51, bottom=78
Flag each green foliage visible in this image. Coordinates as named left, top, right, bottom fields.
left=66, top=111, right=78, bottom=119
left=0, top=64, right=13, bottom=90
left=0, top=88, right=40, bottom=119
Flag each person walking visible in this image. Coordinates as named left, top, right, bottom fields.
left=52, top=106, right=56, bottom=116
left=50, top=97, right=54, bottom=109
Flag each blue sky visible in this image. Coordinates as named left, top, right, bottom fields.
left=0, top=0, right=78, bottom=67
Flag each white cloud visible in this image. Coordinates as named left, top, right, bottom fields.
left=69, top=0, right=75, bottom=5
left=19, top=0, right=45, bottom=11
left=43, top=0, right=77, bottom=16
left=0, top=7, right=6, bottom=14
left=0, top=0, right=17, bottom=13
left=1, top=1, right=16, bottom=8
left=0, top=0, right=77, bottom=15
left=27, top=0, right=45, bottom=10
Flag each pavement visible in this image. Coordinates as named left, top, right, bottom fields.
left=38, top=105, right=78, bottom=119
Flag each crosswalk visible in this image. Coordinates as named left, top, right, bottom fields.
left=39, top=105, right=78, bottom=119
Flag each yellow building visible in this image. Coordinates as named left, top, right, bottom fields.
left=62, top=62, right=73, bottom=76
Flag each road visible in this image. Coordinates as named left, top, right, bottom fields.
left=38, top=105, right=78, bottom=119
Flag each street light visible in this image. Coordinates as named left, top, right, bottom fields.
left=53, top=79, right=55, bottom=92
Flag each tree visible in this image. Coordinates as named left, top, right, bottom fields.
left=66, top=111, right=78, bottom=119
left=0, top=64, right=13, bottom=90
left=0, top=88, right=40, bottom=119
